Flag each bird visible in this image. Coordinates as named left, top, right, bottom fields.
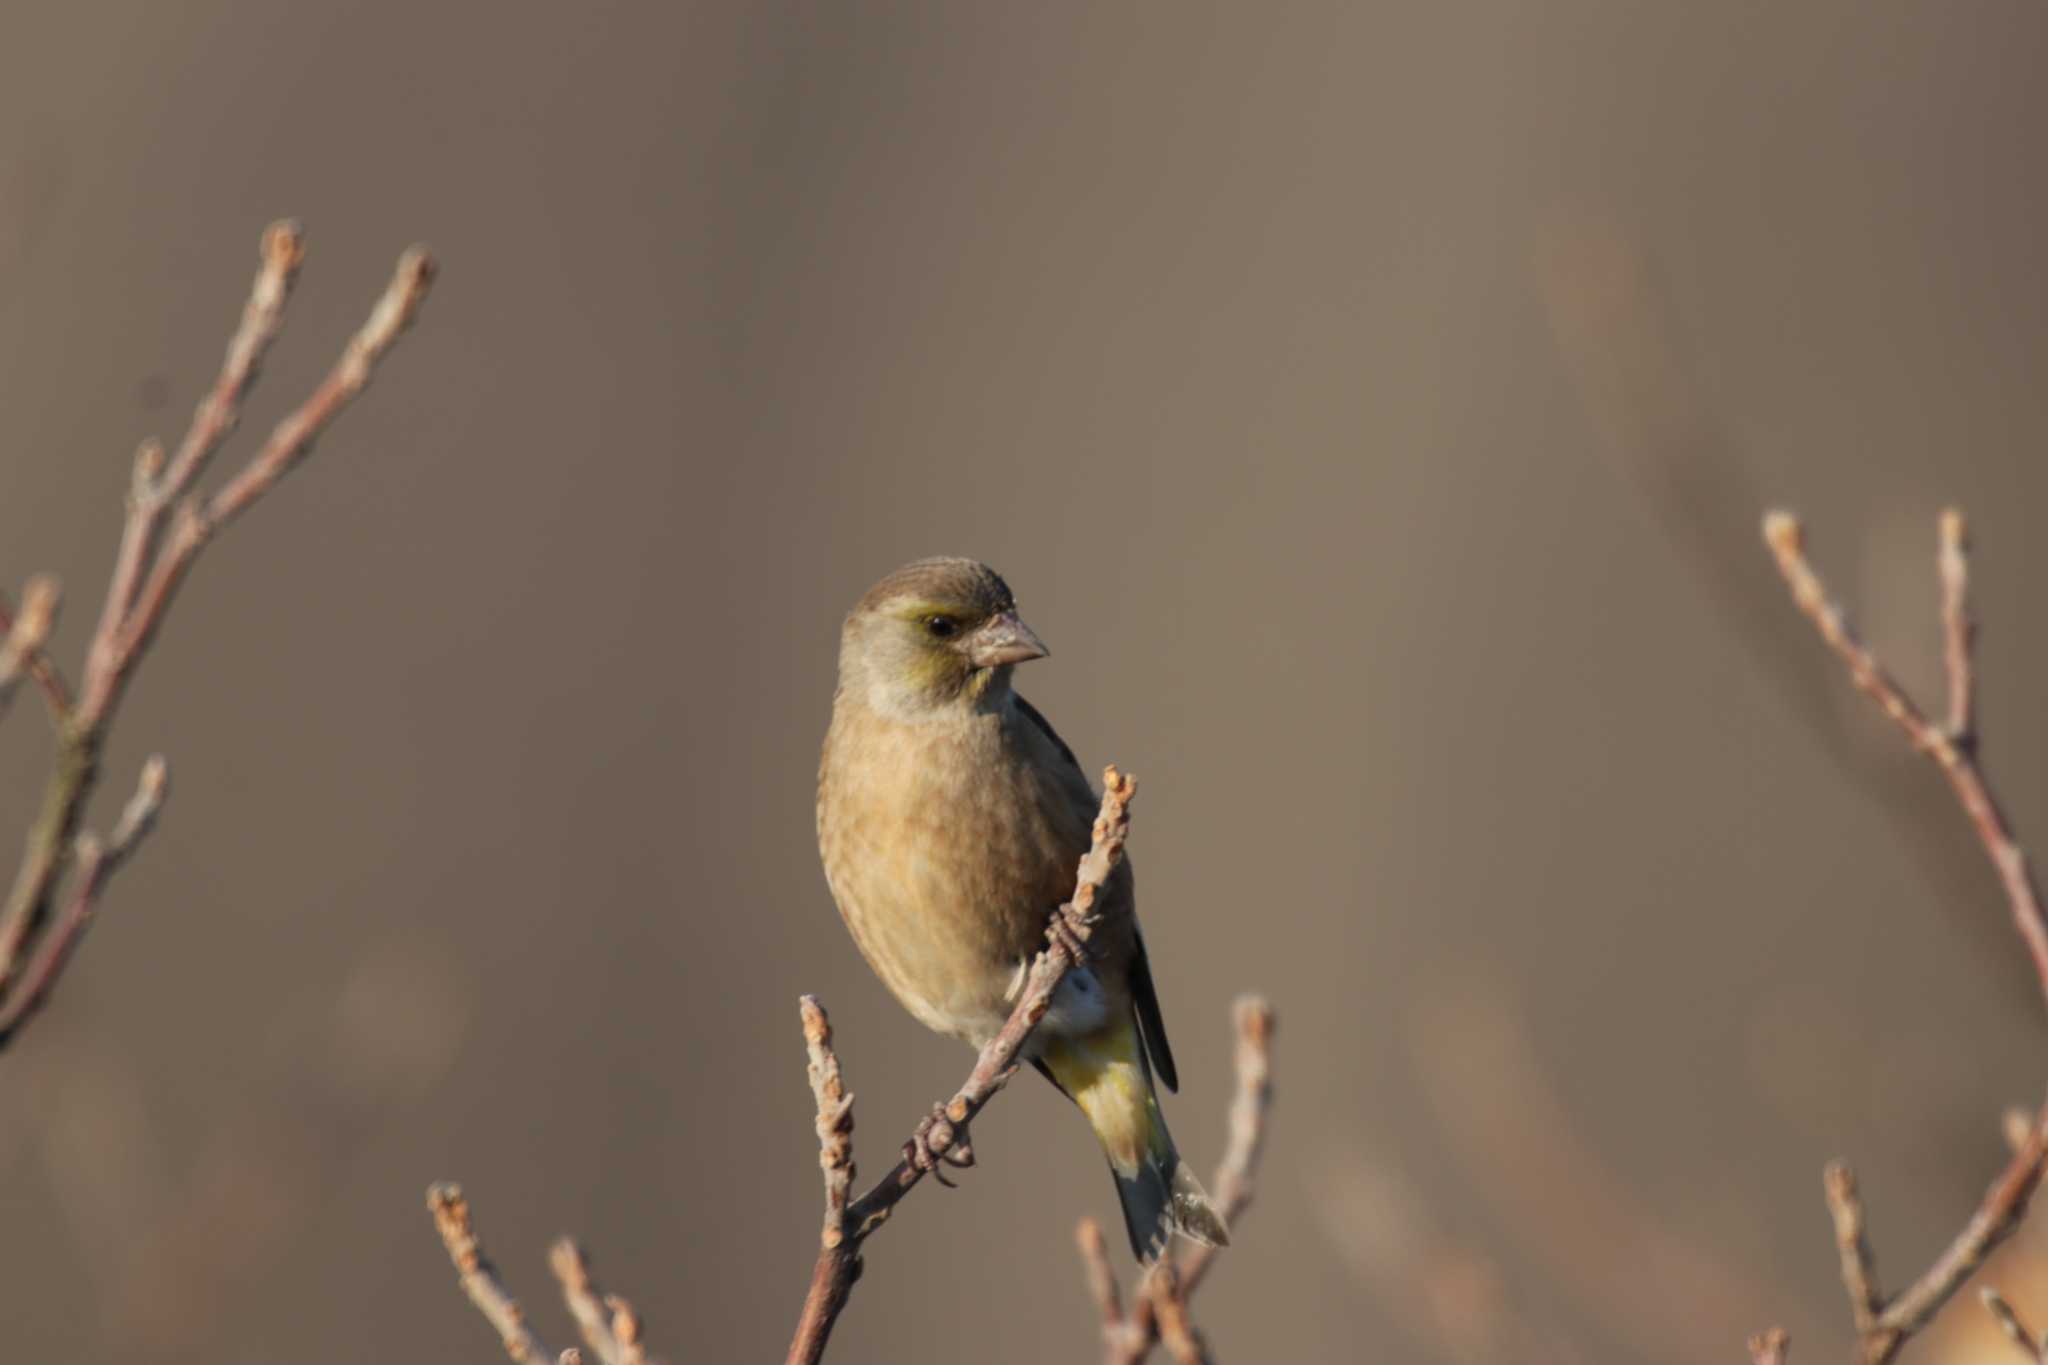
left=815, top=556, right=1227, bottom=1259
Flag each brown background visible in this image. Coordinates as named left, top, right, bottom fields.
left=2, top=4, right=2045, bottom=1362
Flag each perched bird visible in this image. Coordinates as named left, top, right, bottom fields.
left=816, top=556, right=1227, bottom=1259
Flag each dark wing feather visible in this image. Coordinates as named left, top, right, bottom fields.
left=1013, top=693, right=1180, bottom=1093
left=1013, top=694, right=1081, bottom=774
left=1128, top=928, right=1179, bottom=1092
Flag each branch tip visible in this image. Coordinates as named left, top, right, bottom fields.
left=1747, top=1326, right=1790, bottom=1365
left=11, top=575, right=60, bottom=652
left=1762, top=509, right=1804, bottom=555
left=260, top=218, right=307, bottom=273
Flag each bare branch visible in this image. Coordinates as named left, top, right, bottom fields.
left=548, top=1239, right=622, bottom=1365
left=1761, top=510, right=2048, bottom=1006
left=1077, top=1218, right=1128, bottom=1328
left=0, top=576, right=68, bottom=722
left=1981, top=1288, right=2048, bottom=1365
left=426, top=1184, right=556, bottom=1365
left=605, top=1293, right=648, bottom=1365
left=1938, top=508, right=1973, bottom=741
left=86, top=240, right=436, bottom=725
left=1146, top=1264, right=1212, bottom=1365
left=163, top=221, right=305, bottom=501
left=0, top=757, right=168, bottom=1046
left=800, top=996, right=854, bottom=1248
left=429, top=1192, right=663, bottom=1365
left=1822, top=1163, right=1880, bottom=1333
left=785, top=767, right=1137, bottom=1365
left=1871, top=1106, right=2047, bottom=1349
left=1747, top=1327, right=1790, bottom=1365
left=0, top=224, right=433, bottom=1052
left=1179, top=996, right=1274, bottom=1300
left=88, top=216, right=302, bottom=707
left=1760, top=509, right=2048, bottom=1364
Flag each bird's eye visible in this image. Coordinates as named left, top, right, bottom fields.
left=923, top=615, right=959, bottom=639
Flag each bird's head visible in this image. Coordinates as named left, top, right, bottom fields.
left=838, top=557, right=1049, bottom=716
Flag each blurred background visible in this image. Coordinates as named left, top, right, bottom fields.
left=1, top=3, right=2045, bottom=1362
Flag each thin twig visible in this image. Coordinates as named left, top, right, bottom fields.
left=605, top=1293, right=648, bottom=1365
left=800, top=997, right=854, bottom=1249
left=1762, top=510, right=2048, bottom=1006
left=784, top=767, right=1137, bottom=1365
left=427, top=1184, right=556, bottom=1365
left=1078, top=1218, right=1146, bottom=1360
left=1981, top=1288, right=2048, bottom=1365
left=430, top=1194, right=663, bottom=1365
left=1146, top=1264, right=1212, bottom=1365
left=1822, top=1163, right=1880, bottom=1333
left=162, top=223, right=305, bottom=501
left=1760, top=509, right=2048, bottom=1365
left=1938, top=508, right=1973, bottom=742
left=82, top=240, right=436, bottom=726
left=0, top=577, right=69, bottom=722
left=0, top=756, right=168, bottom=1046
left=548, top=1239, right=623, bottom=1365
left=1871, top=1105, right=2047, bottom=1352
left=0, top=224, right=434, bottom=1050
left=1747, top=1327, right=1791, bottom=1365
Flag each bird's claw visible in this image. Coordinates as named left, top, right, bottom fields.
left=1046, top=900, right=1093, bottom=965
left=904, top=1104, right=975, bottom=1187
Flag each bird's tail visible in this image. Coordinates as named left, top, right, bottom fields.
left=1040, top=1018, right=1229, bottom=1261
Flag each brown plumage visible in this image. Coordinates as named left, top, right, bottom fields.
left=816, top=557, right=1224, bottom=1258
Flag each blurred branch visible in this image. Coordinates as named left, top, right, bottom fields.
left=1762, top=510, right=2048, bottom=1002
left=426, top=1186, right=660, bottom=1365
left=428, top=1185, right=556, bottom=1365
left=0, top=577, right=68, bottom=722
left=786, top=767, right=1136, bottom=1365
left=1747, top=1328, right=1790, bottom=1365
left=0, top=222, right=434, bottom=1052
left=1756, top=509, right=2048, bottom=1365
left=549, top=1239, right=627, bottom=1365
left=1823, top=1163, right=1880, bottom=1335
left=1981, top=1287, right=2048, bottom=1365
left=0, top=756, right=167, bottom=1045
left=1079, top=996, right=1274, bottom=1365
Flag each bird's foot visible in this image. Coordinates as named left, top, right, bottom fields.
left=904, top=1104, right=975, bottom=1187
left=1046, top=900, right=1094, bottom=966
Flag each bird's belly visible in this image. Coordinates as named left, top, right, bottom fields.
left=820, top=749, right=1077, bottom=1044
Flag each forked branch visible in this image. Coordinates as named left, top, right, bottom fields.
left=0, top=222, right=434, bottom=1052
left=426, top=1185, right=658, bottom=1365
left=1755, top=509, right=2048, bottom=1365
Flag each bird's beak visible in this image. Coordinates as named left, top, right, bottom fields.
left=965, top=611, right=1049, bottom=668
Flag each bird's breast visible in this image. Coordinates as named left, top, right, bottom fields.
left=818, top=702, right=1086, bottom=1041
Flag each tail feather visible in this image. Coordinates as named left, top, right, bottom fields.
left=1114, top=1144, right=1230, bottom=1261
left=1040, top=1020, right=1230, bottom=1261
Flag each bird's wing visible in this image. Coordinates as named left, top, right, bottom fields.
left=1013, top=693, right=1180, bottom=1093
left=1127, top=926, right=1179, bottom=1093
left=1013, top=693, right=1082, bottom=775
